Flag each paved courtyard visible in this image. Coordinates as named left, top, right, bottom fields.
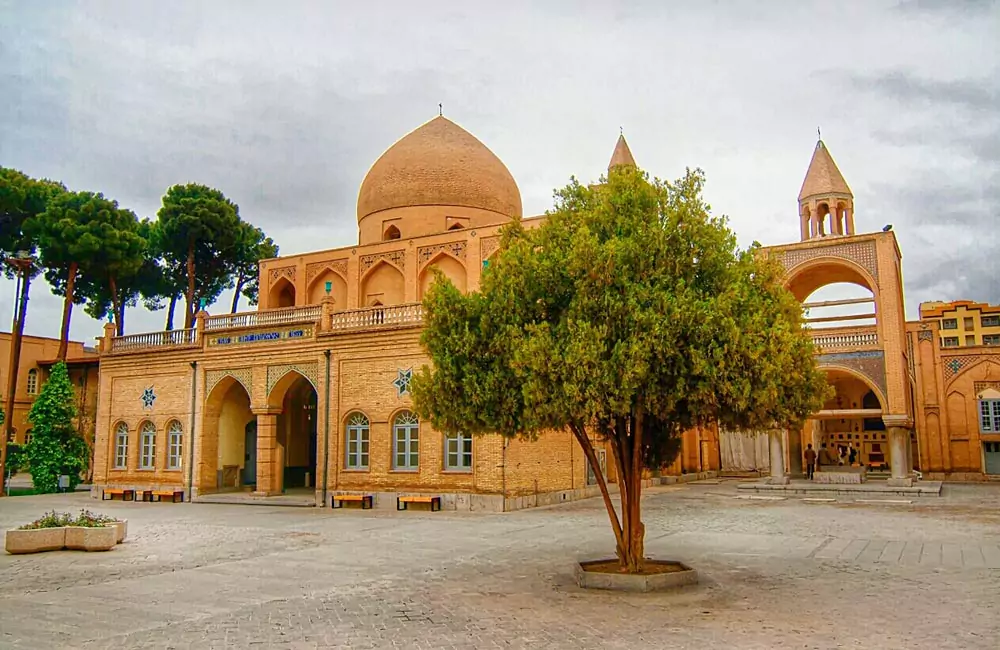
left=1, top=481, right=998, bottom=649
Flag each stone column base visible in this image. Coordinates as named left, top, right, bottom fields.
left=767, top=476, right=790, bottom=485
left=886, top=477, right=913, bottom=487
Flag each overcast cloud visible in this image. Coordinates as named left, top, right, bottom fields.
left=1, top=0, right=997, bottom=344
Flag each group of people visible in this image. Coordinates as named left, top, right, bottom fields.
left=803, top=442, right=859, bottom=479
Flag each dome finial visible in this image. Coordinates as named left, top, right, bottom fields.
left=817, top=125, right=821, bottom=141
left=438, top=103, right=443, bottom=117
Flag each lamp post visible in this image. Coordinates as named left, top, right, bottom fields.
left=2, top=251, right=36, bottom=493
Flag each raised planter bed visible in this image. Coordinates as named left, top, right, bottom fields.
left=64, top=526, right=117, bottom=552
left=575, top=559, right=699, bottom=592
left=5, top=528, right=67, bottom=555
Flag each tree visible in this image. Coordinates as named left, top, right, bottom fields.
left=30, top=191, right=132, bottom=359
left=230, top=223, right=278, bottom=313
left=77, top=208, right=146, bottom=335
left=25, top=362, right=88, bottom=493
left=412, top=166, right=828, bottom=573
left=155, top=184, right=242, bottom=328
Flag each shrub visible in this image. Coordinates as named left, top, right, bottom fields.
left=18, top=511, right=72, bottom=530
left=25, top=362, right=88, bottom=493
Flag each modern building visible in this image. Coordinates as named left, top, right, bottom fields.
left=918, top=300, right=1000, bottom=348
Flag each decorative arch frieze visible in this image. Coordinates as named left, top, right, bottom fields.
left=817, top=350, right=887, bottom=405
left=944, top=356, right=1000, bottom=385
left=360, top=250, right=405, bottom=277
left=205, top=367, right=253, bottom=397
left=269, top=266, right=296, bottom=285
left=480, top=236, right=501, bottom=261
left=266, top=362, right=319, bottom=395
left=417, top=241, right=467, bottom=269
left=305, top=259, right=348, bottom=287
left=780, top=240, right=879, bottom=285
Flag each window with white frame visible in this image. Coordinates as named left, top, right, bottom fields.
left=139, top=422, right=156, bottom=469
left=26, top=368, right=38, bottom=395
left=942, top=318, right=958, bottom=330
left=392, top=411, right=420, bottom=470
left=345, top=412, right=370, bottom=469
left=980, top=399, right=1000, bottom=433
left=114, top=423, right=129, bottom=469
left=167, top=420, right=183, bottom=469
left=982, top=315, right=1000, bottom=328
left=444, top=433, right=472, bottom=471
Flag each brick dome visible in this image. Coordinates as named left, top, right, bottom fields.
left=357, top=116, right=522, bottom=222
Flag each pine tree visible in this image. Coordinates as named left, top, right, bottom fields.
left=25, top=362, right=88, bottom=493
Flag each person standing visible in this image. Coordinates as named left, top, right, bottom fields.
left=804, top=443, right=817, bottom=480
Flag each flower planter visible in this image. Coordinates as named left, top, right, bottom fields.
left=64, top=526, right=117, bottom=552
left=5, top=528, right=67, bottom=555
left=575, top=559, right=699, bottom=592
left=109, top=520, right=127, bottom=544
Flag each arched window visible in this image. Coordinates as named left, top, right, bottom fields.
left=139, top=422, right=156, bottom=469
left=345, top=412, right=370, bottom=469
left=383, top=224, right=401, bottom=240
left=444, top=432, right=472, bottom=472
left=26, top=368, right=38, bottom=395
left=447, top=222, right=465, bottom=231
left=166, top=420, right=183, bottom=469
left=114, top=423, right=129, bottom=469
left=392, top=411, right=420, bottom=470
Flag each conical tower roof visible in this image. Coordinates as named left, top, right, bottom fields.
left=798, top=140, right=852, bottom=201
left=608, top=134, right=637, bottom=171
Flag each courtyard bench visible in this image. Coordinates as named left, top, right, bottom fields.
left=396, top=495, right=441, bottom=512
left=102, top=488, right=135, bottom=501
left=143, top=489, right=185, bottom=503
left=331, top=494, right=374, bottom=509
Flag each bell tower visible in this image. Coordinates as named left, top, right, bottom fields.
left=798, top=139, right=854, bottom=241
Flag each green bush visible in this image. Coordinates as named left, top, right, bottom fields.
left=25, top=362, right=88, bottom=493
left=18, top=511, right=72, bottom=530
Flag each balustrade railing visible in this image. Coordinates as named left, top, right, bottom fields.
left=204, top=305, right=321, bottom=331
left=810, top=328, right=878, bottom=350
left=329, top=302, right=424, bottom=331
left=111, top=328, right=197, bottom=352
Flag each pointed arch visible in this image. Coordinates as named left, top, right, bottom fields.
left=266, top=368, right=318, bottom=409
left=817, top=364, right=887, bottom=412
left=383, top=224, right=401, bottom=240
left=360, top=260, right=405, bottom=307
left=307, top=268, right=348, bottom=307
left=419, top=251, right=467, bottom=298
left=268, top=276, right=296, bottom=308
left=202, top=375, right=254, bottom=492
left=784, top=256, right=879, bottom=303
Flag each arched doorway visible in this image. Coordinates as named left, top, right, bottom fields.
left=266, top=371, right=318, bottom=493
left=814, top=367, right=887, bottom=470
left=202, top=376, right=256, bottom=492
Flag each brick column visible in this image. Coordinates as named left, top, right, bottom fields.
left=253, top=409, right=282, bottom=496
left=767, top=429, right=789, bottom=484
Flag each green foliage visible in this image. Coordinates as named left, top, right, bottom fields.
left=0, top=167, right=66, bottom=276
left=5, top=443, right=27, bottom=476
left=18, top=511, right=72, bottom=530
left=155, top=184, right=242, bottom=326
left=230, top=223, right=278, bottom=311
left=412, top=165, right=829, bottom=571
left=76, top=209, right=147, bottom=334
left=72, top=509, right=115, bottom=527
left=25, top=362, right=88, bottom=493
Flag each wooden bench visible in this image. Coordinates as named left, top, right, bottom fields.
left=143, top=489, right=185, bottom=503
left=332, top=494, right=374, bottom=509
left=397, top=495, right=441, bottom=512
left=102, top=488, right=135, bottom=501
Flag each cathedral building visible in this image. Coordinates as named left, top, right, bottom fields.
left=91, top=115, right=1000, bottom=507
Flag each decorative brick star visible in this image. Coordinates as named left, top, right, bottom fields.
left=393, top=368, right=413, bottom=397
left=947, top=359, right=962, bottom=374
left=141, top=386, right=157, bottom=410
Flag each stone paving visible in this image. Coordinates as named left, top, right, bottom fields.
left=1, top=481, right=998, bottom=649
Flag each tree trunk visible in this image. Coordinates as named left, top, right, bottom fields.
left=2, top=269, right=32, bottom=473
left=117, top=300, right=126, bottom=336
left=230, top=273, right=245, bottom=313
left=184, top=242, right=195, bottom=329
left=607, top=412, right=646, bottom=573
left=569, top=423, right=626, bottom=560
left=165, top=294, right=177, bottom=330
left=109, top=276, right=123, bottom=336
left=57, top=262, right=78, bottom=361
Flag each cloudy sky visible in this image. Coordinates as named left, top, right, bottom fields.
left=1, top=0, right=997, bottom=344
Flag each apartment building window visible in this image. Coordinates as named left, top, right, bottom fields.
left=966, top=335, right=976, bottom=346
left=981, top=399, right=1000, bottom=433
left=983, top=316, right=1000, bottom=328
left=964, top=317, right=975, bottom=329
left=984, top=334, right=1000, bottom=346
left=942, top=336, right=959, bottom=347
left=942, top=318, right=958, bottom=330
left=26, top=369, right=38, bottom=395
